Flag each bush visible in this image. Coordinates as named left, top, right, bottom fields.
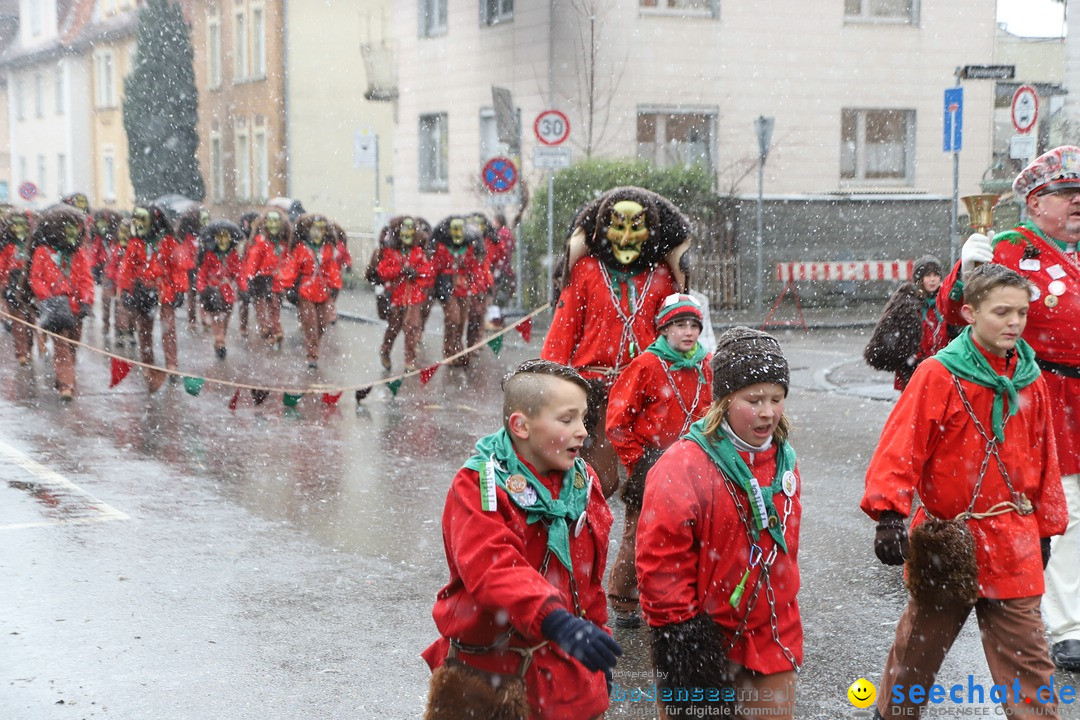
left=519, top=159, right=716, bottom=306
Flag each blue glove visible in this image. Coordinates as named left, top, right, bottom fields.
left=541, top=609, right=622, bottom=673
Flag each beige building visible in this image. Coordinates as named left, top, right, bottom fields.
left=189, top=0, right=288, bottom=221
left=394, top=0, right=1000, bottom=217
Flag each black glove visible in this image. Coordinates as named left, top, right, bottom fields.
left=403, top=266, right=418, bottom=281
left=541, top=609, right=622, bottom=673
left=92, top=265, right=104, bottom=285
left=1041, top=537, right=1052, bottom=569
left=874, top=510, right=908, bottom=566
left=77, top=302, right=91, bottom=320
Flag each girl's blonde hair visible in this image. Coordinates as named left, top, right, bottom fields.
left=702, top=392, right=790, bottom=446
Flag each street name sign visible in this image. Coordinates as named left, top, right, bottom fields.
left=533, top=146, right=572, bottom=169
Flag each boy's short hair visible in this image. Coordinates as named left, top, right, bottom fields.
left=963, top=263, right=1032, bottom=308
left=502, top=359, right=590, bottom=427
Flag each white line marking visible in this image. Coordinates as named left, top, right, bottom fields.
left=0, top=439, right=129, bottom=529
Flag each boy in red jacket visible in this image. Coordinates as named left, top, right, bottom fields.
left=863, top=264, right=1067, bottom=719
left=29, top=206, right=95, bottom=400
left=605, top=293, right=713, bottom=628
left=278, top=214, right=341, bottom=368
left=422, top=359, right=621, bottom=720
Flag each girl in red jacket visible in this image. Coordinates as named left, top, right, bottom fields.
left=279, top=214, right=341, bottom=368
left=28, top=206, right=95, bottom=400
left=196, top=220, right=245, bottom=360
left=1, top=209, right=36, bottom=365
left=117, top=203, right=190, bottom=392
left=376, top=216, right=434, bottom=371
left=605, top=293, right=713, bottom=628
left=242, top=209, right=292, bottom=349
left=636, top=327, right=801, bottom=719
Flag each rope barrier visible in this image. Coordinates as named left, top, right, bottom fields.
left=0, top=301, right=552, bottom=397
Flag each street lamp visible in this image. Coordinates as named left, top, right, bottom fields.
left=754, top=116, right=775, bottom=316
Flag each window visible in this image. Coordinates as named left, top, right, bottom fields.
left=234, top=8, right=249, bottom=79
left=34, top=73, right=43, bottom=117
left=19, top=157, right=27, bottom=185
left=210, top=129, right=224, bottom=202
left=235, top=121, right=251, bottom=200
left=251, top=2, right=266, bottom=77
left=637, top=109, right=716, bottom=172
left=15, top=77, right=25, bottom=120
left=844, top=0, right=918, bottom=23
left=253, top=122, right=269, bottom=200
left=57, top=155, right=66, bottom=195
left=29, top=0, right=44, bottom=36
left=37, top=155, right=46, bottom=191
left=640, top=0, right=719, bottom=17
left=207, top=12, right=222, bottom=89
left=418, top=113, right=449, bottom=192
left=481, top=0, right=513, bottom=25
left=94, top=50, right=116, bottom=108
left=479, top=107, right=518, bottom=162
left=54, top=65, right=64, bottom=114
left=419, top=0, right=448, bottom=37
left=103, top=148, right=116, bottom=201
left=841, top=108, right=915, bottom=182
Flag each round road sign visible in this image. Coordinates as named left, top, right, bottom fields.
left=1011, top=86, right=1038, bottom=134
left=17, top=181, right=38, bottom=201
left=534, top=110, right=571, bottom=146
left=482, top=156, right=518, bottom=194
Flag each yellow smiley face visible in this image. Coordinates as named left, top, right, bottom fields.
left=847, top=678, right=877, bottom=709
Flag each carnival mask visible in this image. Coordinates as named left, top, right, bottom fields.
left=117, top=220, right=131, bottom=247
left=132, top=208, right=151, bottom=237
left=95, top=218, right=109, bottom=235
left=450, top=218, right=466, bottom=246
left=63, top=219, right=82, bottom=249
left=605, top=200, right=649, bottom=265
left=69, top=194, right=89, bottom=213
left=266, top=211, right=282, bottom=237
left=216, top=230, right=232, bottom=252
left=199, top=209, right=210, bottom=229
left=309, top=220, right=327, bottom=246
left=401, top=218, right=416, bottom=246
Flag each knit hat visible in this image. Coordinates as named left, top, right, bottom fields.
left=913, top=255, right=942, bottom=284
left=1012, top=146, right=1080, bottom=201
left=711, top=327, right=789, bottom=400
left=655, top=293, right=704, bottom=331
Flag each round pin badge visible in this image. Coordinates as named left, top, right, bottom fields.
left=507, top=474, right=528, bottom=494
left=1048, top=280, right=1067, bottom=296
left=574, top=472, right=586, bottom=490
left=782, top=470, right=797, bottom=497
left=767, top=515, right=779, bottom=529
left=516, top=486, right=538, bottom=507
left=1045, top=294, right=1060, bottom=308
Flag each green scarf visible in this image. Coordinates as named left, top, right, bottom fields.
left=645, top=335, right=707, bottom=380
left=463, top=429, right=590, bottom=572
left=684, top=420, right=797, bottom=553
left=933, top=327, right=1040, bottom=442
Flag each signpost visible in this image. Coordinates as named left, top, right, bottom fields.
left=1011, top=85, right=1038, bottom=134
left=754, top=116, right=774, bottom=317
left=481, top=156, right=518, bottom=194
left=533, top=146, right=572, bottom=169
left=944, top=87, right=964, bottom=265
left=534, top=109, right=572, bottom=300
left=534, top=110, right=571, bottom=146
left=17, top=181, right=38, bottom=202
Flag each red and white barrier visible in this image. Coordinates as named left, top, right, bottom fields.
left=776, top=260, right=914, bottom=283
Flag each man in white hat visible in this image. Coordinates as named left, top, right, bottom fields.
left=939, top=145, right=1080, bottom=672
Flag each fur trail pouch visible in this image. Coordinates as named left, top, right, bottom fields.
left=424, top=658, right=530, bottom=720
left=904, top=516, right=979, bottom=608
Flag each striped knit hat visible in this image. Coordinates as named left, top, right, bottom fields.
left=655, top=293, right=704, bottom=331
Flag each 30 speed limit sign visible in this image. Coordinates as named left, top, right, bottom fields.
left=534, top=110, right=570, bottom=146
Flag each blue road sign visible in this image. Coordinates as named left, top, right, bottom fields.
left=482, top=156, right=518, bottom=194
left=944, top=87, right=963, bottom=153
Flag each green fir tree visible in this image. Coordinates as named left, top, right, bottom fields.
left=123, top=0, right=205, bottom=202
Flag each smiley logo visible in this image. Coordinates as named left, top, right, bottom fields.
left=847, top=678, right=876, bottom=709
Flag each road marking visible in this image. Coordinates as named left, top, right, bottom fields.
left=0, top=439, right=129, bottom=530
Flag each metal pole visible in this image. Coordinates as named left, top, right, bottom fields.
left=755, top=159, right=764, bottom=316
left=546, top=172, right=555, bottom=303
left=950, top=75, right=961, bottom=267
left=374, top=135, right=381, bottom=209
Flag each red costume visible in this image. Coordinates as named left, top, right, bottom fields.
left=116, top=234, right=190, bottom=305
left=29, top=245, right=94, bottom=315
left=939, top=223, right=1080, bottom=475
left=542, top=257, right=677, bottom=381
left=636, top=438, right=804, bottom=674
left=422, top=459, right=613, bottom=720
left=243, top=233, right=289, bottom=294
left=376, top=245, right=434, bottom=307
left=196, top=246, right=242, bottom=306
left=279, top=240, right=342, bottom=305
left=862, top=351, right=1067, bottom=598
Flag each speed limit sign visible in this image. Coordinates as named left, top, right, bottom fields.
left=534, top=110, right=570, bottom=146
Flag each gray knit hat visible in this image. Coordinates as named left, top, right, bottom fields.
left=913, top=255, right=943, bottom=284
left=711, top=326, right=790, bottom=400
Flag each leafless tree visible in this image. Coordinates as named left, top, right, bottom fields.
left=562, top=0, right=628, bottom=158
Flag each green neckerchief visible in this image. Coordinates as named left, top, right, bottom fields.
left=463, top=428, right=590, bottom=572
left=449, top=245, right=467, bottom=258
left=684, top=419, right=796, bottom=553
left=933, top=327, right=1040, bottom=442
left=922, top=296, right=941, bottom=323
left=645, top=335, right=707, bottom=381
left=603, top=264, right=639, bottom=308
